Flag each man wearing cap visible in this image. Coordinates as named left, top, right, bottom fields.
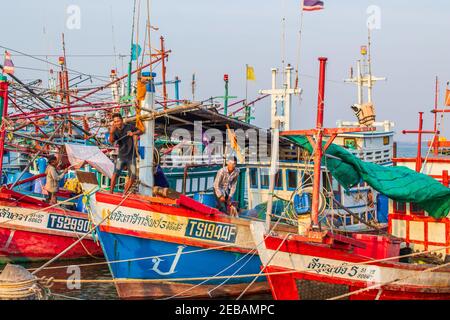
left=213, top=156, right=240, bottom=214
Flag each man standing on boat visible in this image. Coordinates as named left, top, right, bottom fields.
left=109, top=113, right=143, bottom=194
left=45, top=155, right=69, bottom=204
left=213, top=156, right=240, bottom=215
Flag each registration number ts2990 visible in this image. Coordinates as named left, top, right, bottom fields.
left=47, top=214, right=91, bottom=233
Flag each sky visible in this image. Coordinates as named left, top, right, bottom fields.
left=2, top=0, right=450, bottom=141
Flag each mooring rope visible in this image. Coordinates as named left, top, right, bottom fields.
left=0, top=276, right=52, bottom=300
left=31, top=190, right=133, bottom=276
left=328, top=260, right=450, bottom=300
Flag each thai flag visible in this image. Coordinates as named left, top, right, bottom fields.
left=3, top=51, right=14, bottom=75
left=303, top=0, right=324, bottom=11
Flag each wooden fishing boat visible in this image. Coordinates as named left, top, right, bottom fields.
left=251, top=57, right=450, bottom=301
left=89, top=191, right=296, bottom=299
left=0, top=186, right=102, bottom=263
left=251, top=221, right=450, bottom=300
left=389, top=104, right=450, bottom=259
left=0, top=75, right=104, bottom=263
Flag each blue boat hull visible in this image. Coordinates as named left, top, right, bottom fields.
left=97, top=230, right=269, bottom=299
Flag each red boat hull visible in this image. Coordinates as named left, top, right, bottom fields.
left=0, top=227, right=103, bottom=263
left=251, top=221, right=450, bottom=301
left=0, top=188, right=103, bottom=263
left=264, top=265, right=450, bottom=300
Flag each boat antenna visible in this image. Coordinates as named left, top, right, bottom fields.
left=127, top=0, right=137, bottom=96
left=110, top=5, right=118, bottom=72
left=281, top=0, right=287, bottom=84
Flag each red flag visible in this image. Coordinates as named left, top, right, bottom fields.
left=3, top=51, right=14, bottom=75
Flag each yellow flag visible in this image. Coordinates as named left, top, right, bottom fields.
left=246, top=65, right=256, bottom=81
left=445, top=89, right=450, bottom=107
left=226, top=124, right=244, bottom=163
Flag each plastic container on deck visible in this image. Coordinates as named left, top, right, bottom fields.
left=193, top=192, right=216, bottom=208
left=376, top=194, right=389, bottom=223
left=352, top=233, right=402, bottom=262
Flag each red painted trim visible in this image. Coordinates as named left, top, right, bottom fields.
left=393, top=201, right=406, bottom=214
left=264, top=234, right=450, bottom=272
left=393, top=157, right=450, bottom=164
left=389, top=213, right=450, bottom=254
left=96, top=192, right=244, bottom=226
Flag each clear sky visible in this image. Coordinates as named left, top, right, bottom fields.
left=2, top=0, right=449, bottom=141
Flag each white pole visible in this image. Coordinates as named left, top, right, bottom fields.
left=367, top=29, right=373, bottom=103
left=139, top=78, right=155, bottom=195
left=357, top=60, right=363, bottom=105
left=265, top=120, right=280, bottom=232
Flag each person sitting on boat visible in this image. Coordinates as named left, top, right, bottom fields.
left=44, top=155, right=69, bottom=205
left=154, top=164, right=169, bottom=188
left=109, top=113, right=143, bottom=194
left=213, top=156, right=240, bottom=215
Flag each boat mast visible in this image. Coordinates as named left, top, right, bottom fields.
left=0, top=75, right=9, bottom=182
left=433, top=76, right=439, bottom=155
left=280, top=57, right=374, bottom=237
left=160, top=36, right=168, bottom=110
left=260, top=65, right=301, bottom=131
left=310, top=58, right=327, bottom=228
left=265, top=120, right=280, bottom=232
left=344, top=30, right=386, bottom=112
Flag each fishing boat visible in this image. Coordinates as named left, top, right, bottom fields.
left=250, top=57, right=450, bottom=300
left=86, top=54, right=392, bottom=299
left=389, top=100, right=450, bottom=261
left=86, top=68, right=304, bottom=299
left=0, top=75, right=103, bottom=263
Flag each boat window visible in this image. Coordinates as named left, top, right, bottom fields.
left=383, top=136, right=390, bottom=145
left=185, top=178, right=191, bottom=193
left=191, top=178, right=198, bottom=192
left=332, top=177, right=340, bottom=192
left=344, top=138, right=357, bottom=149
left=249, top=168, right=258, bottom=188
left=199, top=177, right=206, bottom=191
left=302, top=172, right=313, bottom=185
left=260, top=168, right=270, bottom=188
left=394, top=201, right=406, bottom=214
left=286, top=170, right=298, bottom=190
left=322, top=173, right=332, bottom=193
left=207, top=176, right=214, bottom=191
left=275, top=170, right=283, bottom=190
left=101, top=175, right=109, bottom=187
left=176, top=179, right=183, bottom=192
left=410, top=202, right=424, bottom=215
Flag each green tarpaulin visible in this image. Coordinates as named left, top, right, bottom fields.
left=287, top=135, right=450, bottom=219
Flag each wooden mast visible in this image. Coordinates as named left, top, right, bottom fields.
left=0, top=75, right=9, bottom=181
left=280, top=57, right=375, bottom=239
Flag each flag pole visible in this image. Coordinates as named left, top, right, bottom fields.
left=245, top=64, right=249, bottom=123
left=245, top=64, right=248, bottom=104
left=295, top=0, right=305, bottom=89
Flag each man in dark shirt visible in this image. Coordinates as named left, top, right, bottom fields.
left=109, top=113, right=143, bottom=194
